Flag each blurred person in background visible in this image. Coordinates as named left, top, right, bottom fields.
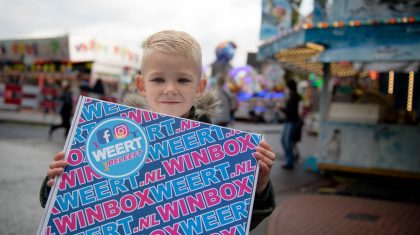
left=92, top=78, right=105, bottom=99
left=48, top=83, right=73, bottom=139
left=79, top=78, right=91, bottom=96
left=212, top=73, right=232, bottom=127
left=280, top=79, right=301, bottom=169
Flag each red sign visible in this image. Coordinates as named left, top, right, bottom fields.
left=41, top=87, right=58, bottom=110
left=4, top=84, right=22, bottom=105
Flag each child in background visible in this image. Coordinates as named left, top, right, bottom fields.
left=40, top=30, right=276, bottom=230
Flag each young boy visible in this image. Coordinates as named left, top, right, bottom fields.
left=40, top=30, right=276, bottom=230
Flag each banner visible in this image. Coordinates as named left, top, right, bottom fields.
left=37, top=96, right=260, bottom=234
left=0, top=36, right=69, bottom=62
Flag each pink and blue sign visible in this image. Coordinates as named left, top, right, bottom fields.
left=38, top=96, right=260, bottom=235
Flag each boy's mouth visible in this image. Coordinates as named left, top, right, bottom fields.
left=161, top=101, right=180, bottom=104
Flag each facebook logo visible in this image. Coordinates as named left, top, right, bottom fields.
left=97, top=128, right=113, bottom=144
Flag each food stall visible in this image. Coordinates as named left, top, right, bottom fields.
left=0, top=35, right=140, bottom=110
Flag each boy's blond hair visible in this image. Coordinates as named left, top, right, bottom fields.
left=141, top=30, right=202, bottom=77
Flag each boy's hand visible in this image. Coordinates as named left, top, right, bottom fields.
left=47, top=151, right=68, bottom=187
left=255, top=139, right=276, bottom=195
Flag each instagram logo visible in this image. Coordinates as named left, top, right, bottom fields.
left=114, top=124, right=129, bottom=139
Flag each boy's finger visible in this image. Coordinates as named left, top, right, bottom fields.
left=260, top=139, right=273, bottom=151
left=256, top=147, right=276, bottom=161
left=47, top=179, right=55, bottom=187
left=49, top=160, right=68, bottom=169
left=47, top=167, right=64, bottom=178
left=255, top=152, right=274, bottom=168
left=54, top=151, right=65, bottom=161
left=258, top=160, right=270, bottom=173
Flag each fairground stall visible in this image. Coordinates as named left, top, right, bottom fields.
left=203, top=43, right=287, bottom=123
left=258, top=0, right=420, bottom=178
left=0, top=35, right=140, bottom=110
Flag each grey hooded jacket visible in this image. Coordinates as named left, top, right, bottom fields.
left=40, top=91, right=275, bottom=230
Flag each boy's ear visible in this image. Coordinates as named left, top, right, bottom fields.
left=195, top=79, right=207, bottom=97
left=135, top=75, right=146, bottom=97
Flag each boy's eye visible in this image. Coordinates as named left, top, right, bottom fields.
left=178, top=78, right=192, bottom=83
left=151, top=77, right=164, bottom=83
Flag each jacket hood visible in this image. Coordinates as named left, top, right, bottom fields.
left=122, top=91, right=220, bottom=119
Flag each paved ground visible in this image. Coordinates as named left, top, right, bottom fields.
left=1, top=110, right=419, bottom=235
left=267, top=195, right=420, bottom=235
left=0, top=123, right=63, bottom=235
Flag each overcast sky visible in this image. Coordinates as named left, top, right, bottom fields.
left=0, top=0, right=263, bottom=67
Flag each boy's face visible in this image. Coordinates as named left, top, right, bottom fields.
left=136, top=52, right=206, bottom=117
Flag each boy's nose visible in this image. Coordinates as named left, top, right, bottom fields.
left=163, top=83, right=178, bottom=95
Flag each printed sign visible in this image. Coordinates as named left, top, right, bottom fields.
left=37, top=96, right=260, bottom=234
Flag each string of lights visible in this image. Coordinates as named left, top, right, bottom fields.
left=261, top=16, right=419, bottom=46
left=407, top=71, right=414, bottom=112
